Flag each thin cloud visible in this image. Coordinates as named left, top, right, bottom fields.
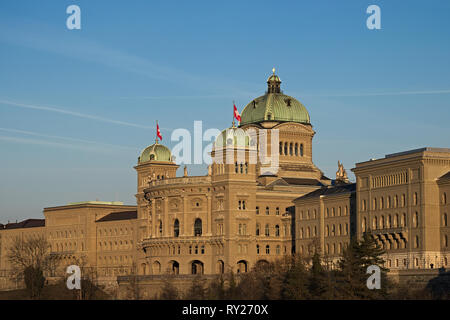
left=0, top=99, right=153, bottom=130
left=0, top=135, right=135, bottom=154
left=0, top=127, right=137, bottom=151
left=296, top=89, right=450, bottom=97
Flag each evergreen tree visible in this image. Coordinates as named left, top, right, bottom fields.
left=336, top=234, right=390, bottom=299
left=280, top=255, right=309, bottom=299
left=308, top=251, right=327, bottom=299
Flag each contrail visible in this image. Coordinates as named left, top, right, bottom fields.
left=0, top=127, right=137, bottom=151
left=0, top=135, right=131, bottom=153
left=295, top=89, right=450, bottom=97
left=0, top=99, right=153, bottom=130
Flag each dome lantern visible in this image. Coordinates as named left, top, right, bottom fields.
left=267, top=68, right=281, bottom=93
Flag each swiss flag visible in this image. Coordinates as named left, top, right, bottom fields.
left=156, top=123, right=162, bottom=141
left=233, top=104, right=241, bottom=123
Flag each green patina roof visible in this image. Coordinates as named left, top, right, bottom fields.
left=240, top=93, right=310, bottom=126
left=239, top=71, right=310, bottom=126
left=139, top=140, right=172, bottom=163
left=214, top=127, right=252, bottom=148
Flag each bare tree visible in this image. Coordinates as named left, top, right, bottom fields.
left=7, top=235, right=59, bottom=299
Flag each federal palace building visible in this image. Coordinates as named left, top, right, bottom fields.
left=1, top=71, right=449, bottom=293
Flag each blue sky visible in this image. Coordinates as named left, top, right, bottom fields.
left=1, top=0, right=449, bottom=221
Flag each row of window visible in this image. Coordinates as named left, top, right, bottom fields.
left=50, top=230, right=84, bottom=239
left=98, top=255, right=133, bottom=265
left=360, top=212, right=427, bottom=231
left=372, top=172, right=408, bottom=188
left=256, top=244, right=282, bottom=255
left=386, top=257, right=449, bottom=268
left=256, top=223, right=281, bottom=237
left=361, top=193, right=416, bottom=211
left=52, top=242, right=85, bottom=252
left=98, top=240, right=134, bottom=251
left=256, top=206, right=282, bottom=215
left=159, top=218, right=203, bottom=238
left=279, top=142, right=304, bottom=157
left=234, top=162, right=249, bottom=174
left=98, top=227, right=133, bottom=237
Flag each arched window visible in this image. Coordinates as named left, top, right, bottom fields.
left=373, top=216, right=378, bottom=230
left=395, top=214, right=399, bottom=227
left=402, top=213, right=407, bottom=227
left=265, top=245, right=270, bottom=254
left=194, top=218, right=202, bottom=236
left=373, top=198, right=377, bottom=210
left=265, top=206, right=269, bottom=215
left=444, top=213, right=448, bottom=227
left=444, top=235, right=448, bottom=247
left=414, top=212, right=419, bottom=228
left=279, top=142, right=283, bottom=155
left=362, top=217, right=367, bottom=232
left=256, top=244, right=260, bottom=254
left=235, top=162, right=239, bottom=173
left=174, top=219, right=180, bottom=237
left=443, top=193, right=447, bottom=205
left=284, top=142, right=288, bottom=155
left=415, top=236, right=419, bottom=248
left=289, top=143, right=293, bottom=155
left=300, top=144, right=304, bottom=156
left=381, top=215, right=385, bottom=229
left=413, top=192, right=418, bottom=205
left=265, top=224, right=270, bottom=236
left=256, top=223, right=260, bottom=236
left=326, top=225, right=329, bottom=236
left=275, top=225, right=280, bottom=237
left=294, top=143, right=298, bottom=156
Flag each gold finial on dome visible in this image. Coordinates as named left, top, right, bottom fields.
left=272, top=67, right=276, bottom=74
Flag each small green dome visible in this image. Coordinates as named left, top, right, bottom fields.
left=214, top=127, right=252, bottom=148
left=139, top=140, right=172, bottom=163
left=239, top=71, right=310, bottom=126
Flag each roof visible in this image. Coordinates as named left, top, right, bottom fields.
left=385, top=147, right=450, bottom=158
left=239, top=72, right=310, bottom=126
left=438, top=171, right=450, bottom=182
left=96, top=211, right=137, bottom=222
left=283, top=177, right=326, bottom=186
left=294, top=183, right=356, bottom=201
left=139, top=140, right=172, bottom=164
left=1, top=219, right=45, bottom=230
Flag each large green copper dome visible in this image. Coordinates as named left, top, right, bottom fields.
left=138, top=140, right=172, bottom=163
left=239, top=70, right=310, bottom=126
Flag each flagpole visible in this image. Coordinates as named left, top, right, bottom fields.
left=156, top=120, right=158, bottom=143
left=232, top=101, right=235, bottom=128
